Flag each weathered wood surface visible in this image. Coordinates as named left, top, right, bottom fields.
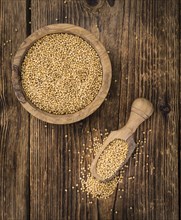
left=0, top=0, right=180, bottom=220
left=0, top=0, right=30, bottom=219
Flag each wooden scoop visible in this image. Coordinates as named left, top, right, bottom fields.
left=90, top=98, right=154, bottom=182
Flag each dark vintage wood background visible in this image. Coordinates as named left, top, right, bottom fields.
left=0, top=0, right=180, bottom=219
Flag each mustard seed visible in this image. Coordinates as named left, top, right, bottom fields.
left=81, top=175, right=120, bottom=199
left=21, top=33, right=103, bottom=115
left=96, top=139, right=128, bottom=179
left=80, top=138, right=126, bottom=199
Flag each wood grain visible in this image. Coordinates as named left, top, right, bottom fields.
left=29, top=0, right=180, bottom=219
left=0, top=0, right=30, bottom=219
left=113, top=0, right=180, bottom=219
left=0, top=0, right=180, bottom=219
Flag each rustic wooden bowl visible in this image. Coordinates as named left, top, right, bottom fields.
left=12, top=24, right=112, bottom=124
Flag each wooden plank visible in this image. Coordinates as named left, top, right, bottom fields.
left=112, top=0, right=180, bottom=219
left=0, top=0, right=30, bottom=219
left=29, top=0, right=180, bottom=219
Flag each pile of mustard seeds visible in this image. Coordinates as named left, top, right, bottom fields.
left=81, top=173, right=123, bottom=199
left=96, top=139, right=128, bottom=179
left=21, top=33, right=103, bottom=114
left=80, top=136, right=125, bottom=199
left=79, top=129, right=152, bottom=200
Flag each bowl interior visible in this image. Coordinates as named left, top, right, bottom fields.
left=12, top=23, right=112, bottom=124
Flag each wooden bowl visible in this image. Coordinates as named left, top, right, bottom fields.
left=12, top=24, right=112, bottom=124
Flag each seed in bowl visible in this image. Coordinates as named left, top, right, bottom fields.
left=21, top=33, right=103, bottom=115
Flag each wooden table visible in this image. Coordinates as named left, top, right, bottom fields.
left=0, top=0, right=180, bottom=219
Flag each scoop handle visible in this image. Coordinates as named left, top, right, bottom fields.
left=123, top=98, right=154, bottom=134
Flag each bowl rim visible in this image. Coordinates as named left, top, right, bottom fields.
left=12, top=23, right=112, bottom=124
